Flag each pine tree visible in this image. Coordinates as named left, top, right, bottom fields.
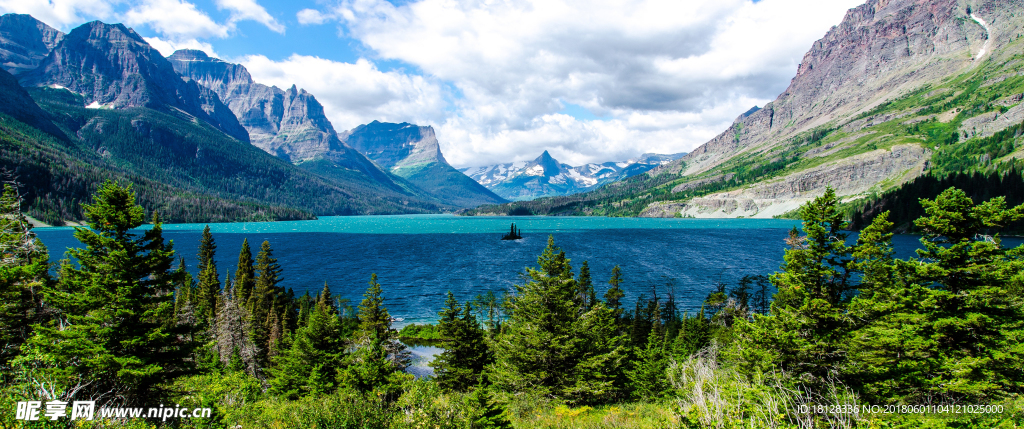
left=848, top=189, right=1024, bottom=402
left=28, top=181, right=193, bottom=404
left=0, top=182, right=48, bottom=367
left=469, top=376, right=513, bottom=429
left=431, top=292, right=490, bottom=391
left=604, top=265, right=625, bottom=321
left=577, top=260, right=595, bottom=312
left=270, top=282, right=347, bottom=398
left=195, top=225, right=220, bottom=324
left=216, top=272, right=258, bottom=376
left=358, top=273, right=392, bottom=342
left=627, top=314, right=670, bottom=400
left=490, top=236, right=628, bottom=405
left=248, top=240, right=283, bottom=367
left=672, top=309, right=711, bottom=359
left=736, top=188, right=854, bottom=380
left=234, top=239, right=255, bottom=305
left=341, top=275, right=410, bottom=399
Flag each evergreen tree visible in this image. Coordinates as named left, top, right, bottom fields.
left=848, top=189, right=1024, bottom=402
left=736, top=188, right=854, bottom=380
left=341, top=275, right=410, bottom=399
left=577, top=260, right=595, bottom=312
left=195, top=225, right=220, bottom=324
left=234, top=239, right=255, bottom=305
left=270, top=282, right=347, bottom=399
left=672, top=310, right=711, bottom=359
left=358, top=273, right=393, bottom=342
left=248, top=240, right=283, bottom=366
left=626, top=312, right=670, bottom=399
left=0, top=182, right=48, bottom=367
left=469, top=376, right=513, bottom=429
left=431, top=292, right=491, bottom=391
left=490, top=236, right=627, bottom=405
left=604, top=265, right=625, bottom=321
left=29, top=181, right=193, bottom=404
left=215, top=272, right=258, bottom=375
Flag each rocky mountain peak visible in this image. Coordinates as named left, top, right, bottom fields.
left=168, top=49, right=253, bottom=96
left=18, top=21, right=248, bottom=142
left=530, top=150, right=567, bottom=177
left=667, top=0, right=996, bottom=176
left=344, top=121, right=446, bottom=170
left=0, top=13, right=64, bottom=75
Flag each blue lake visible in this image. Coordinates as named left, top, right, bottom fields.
left=32, top=215, right=1022, bottom=325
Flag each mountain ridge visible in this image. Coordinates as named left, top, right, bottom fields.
left=461, top=150, right=686, bottom=201
left=14, top=19, right=250, bottom=143
left=462, top=0, right=1024, bottom=218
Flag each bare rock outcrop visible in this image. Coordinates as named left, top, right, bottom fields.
left=0, top=14, right=63, bottom=75
left=643, top=144, right=930, bottom=218
left=654, top=0, right=1008, bottom=178
left=18, top=22, right=248, bottom=142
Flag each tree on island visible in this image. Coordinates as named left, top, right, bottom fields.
left=501, top=223, right=522, bottom=240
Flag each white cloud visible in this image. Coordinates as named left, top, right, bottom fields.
left=123, top=0, right=229, bottom=39
left=296, top=8, right=326, bottom=25
left=300, top=0, right=863, bottom=166
left=216, top=0, right=284, bottom=33
left=239, top=54, right=447, bottom=132
left=144, top=36, right=218, bottom=57
left=0, top=0, right=116, bottom=29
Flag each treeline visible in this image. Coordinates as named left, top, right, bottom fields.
left=2, top=180, right=1023, bottom=428
left=851, top=167, right=1024, bottom=233
left=1, top=112, right=314, bottom=224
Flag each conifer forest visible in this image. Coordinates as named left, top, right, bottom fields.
left=1, top=179, right=1023, bottom=428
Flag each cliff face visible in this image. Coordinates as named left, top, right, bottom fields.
left=640, top=0, right=1024, bottom=218
left=344, top=121, right=448, bottom=170
left=343, top=121, right=507, bottom=207
left=664, top=0, right=1001, bottom=177
left=0, top=14, right=64, bottom=75
left=169, top=50, right=345, bottom=161
left=0, top=67, right=65, bottom=138
left=18, top=22, right=248, bottom=142
left=167, top=49, right=408, bottom=192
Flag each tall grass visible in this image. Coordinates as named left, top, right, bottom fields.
left=668, top=345, right=860, bottom=429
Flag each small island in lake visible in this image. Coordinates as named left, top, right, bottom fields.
left=501, top=223, right=523, bottom=240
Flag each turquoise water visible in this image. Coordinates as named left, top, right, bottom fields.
left=36, top=215, right=1017, bottom=326
left=38, top=214, right=802, bottom=234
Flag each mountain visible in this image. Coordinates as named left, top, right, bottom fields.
left=464, top=0, right=1024, bottom=218
left=343, top=121, right=506, bottom=207
left=461, top=150, right=685, bottom=201
left=0, top=67, right=65, bottom=138
left=0, top=17, right=457, bottom=224
left=16, top=20, right=249, bottom=143
left=0, top=14, right=63, bottom=75
left=166, top=49, right=414, bottom=196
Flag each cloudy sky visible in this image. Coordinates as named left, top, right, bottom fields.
left=1, top=0, right=863, bottom=167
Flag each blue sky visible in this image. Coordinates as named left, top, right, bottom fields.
left=1, top=0, right=864, bottom=167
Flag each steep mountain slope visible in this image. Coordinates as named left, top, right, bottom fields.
left=0, top=14, right=63, bottom=75
left=0, top=17, right=455, bottom=223
left=464, top=0, right=1024, bottom=218
left=344, top=121, right=507, bottom=207
left=167, top=50, right=465, bottom=205
left=461, top=151, right=685, bottom=201
left=0, top=77, right=313, bottom=225
left=0, top=67, right=65, bottom=138
left=17, top=21, right=249, bottom=143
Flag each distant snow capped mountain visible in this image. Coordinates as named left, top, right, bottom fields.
left=461, top=150, right=686, bottom=201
